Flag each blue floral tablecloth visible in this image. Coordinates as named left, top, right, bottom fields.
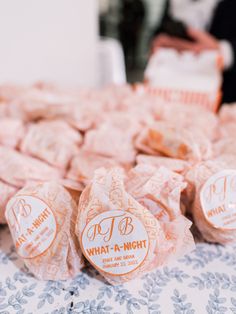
left=1, top=226, right=236, bottom=314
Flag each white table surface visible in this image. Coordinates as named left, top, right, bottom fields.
left=0, top=225, right=236, bottom=314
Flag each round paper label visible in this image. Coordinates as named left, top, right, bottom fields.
left=81, top=210, right=149, bottom=276
left=200, top=170, right=236, bottom=230
left=6, top=195, right=57, bottom=259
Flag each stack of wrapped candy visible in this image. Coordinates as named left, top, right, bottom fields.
left=0, top=82, right=236, bottom=283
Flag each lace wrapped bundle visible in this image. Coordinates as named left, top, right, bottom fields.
left=76, top=167, right=194, bottom=285
left=186, top=160, right=236, bottom=244
left=135, top=122, right=212, bottom=162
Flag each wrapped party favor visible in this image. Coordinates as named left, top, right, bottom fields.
left=5, top=181, right=84, bottom=280
left=213, top=138, right=236, bottom=157
left=67, top=151, right=119, bottom=185
left=153, top=102, right=219, bottom=141
left=0, top=146, right=61, bottom=188
left=0, top=118, right=25, bottom=148
left=20, top=120, right=82, bottom=169
left=82, top=122, right=137, bottom=166
left=76, top=167, right=194, bottom=285
left=136, top=154, right=190, bottom=174
left=126, top=165, right=194, bottom=263
left=186, top=160, right=236, bottom=244
left=135, top=122, right=212, bottom=161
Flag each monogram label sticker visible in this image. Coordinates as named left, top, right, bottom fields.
left=6, top=195, right=57, bottom=259
left=81, top=210, right=149, bottom=276
left=200, top=170, right=236, bottom=229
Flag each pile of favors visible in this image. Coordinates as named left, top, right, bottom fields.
left=0, top=82, right=236, bottom=285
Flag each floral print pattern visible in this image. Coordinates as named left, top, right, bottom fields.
left=0, top=226, right=236, bottom=314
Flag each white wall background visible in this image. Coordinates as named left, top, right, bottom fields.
left=0, top=0, right=98, bottom=87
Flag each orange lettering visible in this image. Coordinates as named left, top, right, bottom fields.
left=119, top=216, right=134, bottom=236
left=8, top=198, right=32, bottom=232
left=205, top=176, right=227, bottom=203
left=207, top=205, right=226, bottom=218
left=86, top=213, right=125, bottom=242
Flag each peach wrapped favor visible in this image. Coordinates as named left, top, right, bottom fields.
left=213, top=138, right=236, bottom=158
left=136, top=154, right=190, bottom=174
left=82, top=123, right=136, bottom=166
left=0, top=118, right=25, bottom=148
left=5, top=181, right=84, bottom=280
left=126, top=165, right=194, bottom=264
left=0, top=146, right=61, bottom=188
left=76, top=167, right=194, bottom=285
left=135, top=122, right=212, bottom=161
left=20, top=120, right=82, bottom=170
left=67, top=151, right=119, bottom=185
left=186, top=161, right=236, bottom=244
